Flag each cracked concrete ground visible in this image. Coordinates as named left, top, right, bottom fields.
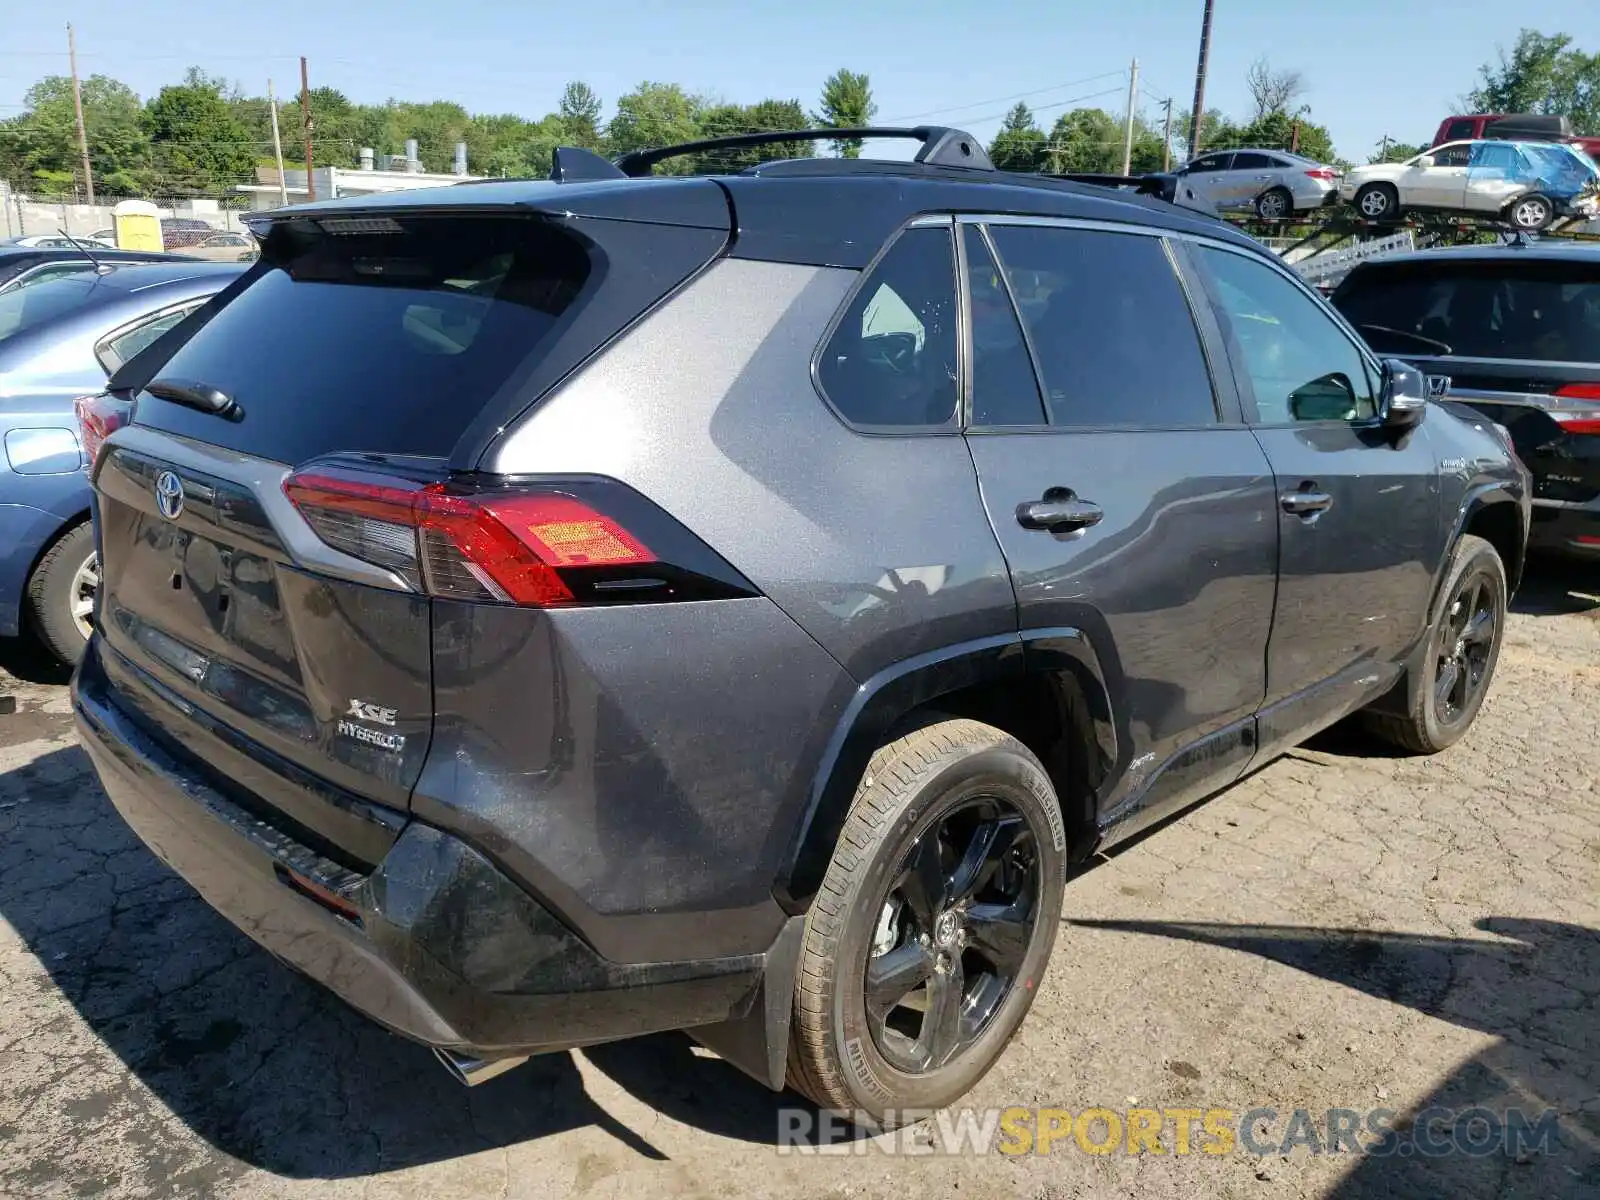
left=1, top=563, right=1596, bottom=1200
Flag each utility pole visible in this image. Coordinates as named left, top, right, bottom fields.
left=299, top=57, right=316, bottom=201
left=67, top=23, right=95, bottom=205
left=267, top=79, right=289, bottom=207
left=1187, top=0, right=1215, bottom=161
left=1161, top=97, right=1175, bottom=171
left=1120, top=59, right=1139, bottom=176
left=1378, top=133, right=1392, bottom=162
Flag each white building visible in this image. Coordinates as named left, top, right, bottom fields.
left=236, top=141, right=485, bottom=209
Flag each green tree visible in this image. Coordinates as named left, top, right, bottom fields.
left=687, top=98, right=810, bottom=170
left=989, top=103, right=1046, bottom=172
left=1177, top=108, right=1242, bottom=160
left=0, top=74, right=152, bottom=196
left=1370, top=138, right=1423, bottom=164
left=558, top=81, right=604, bottom=149
left=1466, top=29, right=1600, bottom=130
left=814, top=69, right=876, bottom=157
left=143, top=69, right=257, bottom=194
left=1042, top=108, right=1122, bottom=174
left=1235, top=109, right=1337, bottom=162
left=382, top=100, right=474, bottom=172
left=607, top=82, right=702, bottom=170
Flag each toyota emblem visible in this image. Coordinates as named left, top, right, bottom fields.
left=154, top=470, right=185, bottom=521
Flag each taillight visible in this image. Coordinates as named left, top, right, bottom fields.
left=284, top=463, right=752, bottom=608
left=1305, top=168, right=1337, bottom=181
left=74, top=393, right=129, bottom=467
left=1552, top=384, right=1600, bottom=433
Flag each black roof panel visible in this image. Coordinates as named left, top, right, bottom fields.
left=248, top=158, right=1261, bottom=271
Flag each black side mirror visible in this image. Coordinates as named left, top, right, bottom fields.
left=1380, top=358, right=1429, bottom=431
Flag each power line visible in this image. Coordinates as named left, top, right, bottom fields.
left=881, top=69, right=1128, bottom=124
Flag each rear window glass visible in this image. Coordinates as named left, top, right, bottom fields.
left=133, top=215, right=595, bottom=463
left=1335, top=263, right=1600, bottom=363
left=0, top=273, right=97, bottom=342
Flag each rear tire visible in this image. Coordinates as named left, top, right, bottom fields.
left=1354, top=183, right=1399, bottom=222
left=1255, top=187, right=1294, bottom=220
left=25, top=522, right=96, bottom=668
left=1363, top=535, right=1506, bottom=754
left=785, top=718, right=1066, bottom=1128
left=1505, top=193, right=1554, bottom=232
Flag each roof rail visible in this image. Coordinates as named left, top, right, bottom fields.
left=610, top=126, right=994, bottom=178
left=1043, top=171, right=1222, bottom=219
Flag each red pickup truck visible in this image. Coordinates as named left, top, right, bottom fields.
left=1433, top=113, right=1600, bottom=159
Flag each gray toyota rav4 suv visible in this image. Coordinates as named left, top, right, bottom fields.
left=72, top=127, right=1528, bottom=1124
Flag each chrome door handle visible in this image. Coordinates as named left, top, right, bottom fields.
left=1017, top=488, right=1104, bottom=533
left=1280, top=489, right=1333, bottom=516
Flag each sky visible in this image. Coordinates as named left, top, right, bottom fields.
left=3, top=1, right=1598, bottom=167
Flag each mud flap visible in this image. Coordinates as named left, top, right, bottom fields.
left=690, top=915, right=805, bottom=1091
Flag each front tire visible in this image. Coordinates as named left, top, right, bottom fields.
left=1364, top=534, right=1507, bottom=754
left=1355, top=182, right=1400, bottom=222
left=785, top=718, right=1067, bottom=1127
left=25, top=522, right=97, bottom=667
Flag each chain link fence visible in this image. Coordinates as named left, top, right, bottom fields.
left=0, top=182, right=253, bottom=242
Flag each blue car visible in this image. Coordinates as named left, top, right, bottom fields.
left=0, top=261, right=244, bottom=664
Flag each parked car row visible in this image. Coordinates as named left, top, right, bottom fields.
left=1175, top=132, right=1600, bottom=233
left=6, top=222, right=259, bottom=262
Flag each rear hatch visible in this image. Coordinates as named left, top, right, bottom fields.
left=89, top=190, right=729, bottom=865
left=1333, top=256, right=1600, bottom=503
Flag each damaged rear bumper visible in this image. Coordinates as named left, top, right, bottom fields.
left=72, top=638, right=800, bottom=1077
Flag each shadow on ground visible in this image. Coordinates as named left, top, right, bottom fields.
left=1511, top=556, right=1600, bottom=617
left=0, top=745, right=808, bottom=1190
left=0, top=629, right=73, bottom=687
left=1072, top=917, right=1599, bottom=1198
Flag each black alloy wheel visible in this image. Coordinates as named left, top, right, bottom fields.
left=1433, top=570, right=1498, bottom=728
left=864, top=797, right=1039, bottom=1073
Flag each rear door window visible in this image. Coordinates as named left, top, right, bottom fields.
left=962, top=225, right=1045, bottom=427
left=130, top=213, right=710, bottom=463
left=97, top=302, right=207, bottom=373
left=986, top=225, right=1219, bottom=427
left=1334, top=262, right=1600, bottom=363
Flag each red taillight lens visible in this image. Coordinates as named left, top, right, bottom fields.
left=1306, top=168, right=1337, bottom=181
left=1554, top=383, right=1600, bottom=401
left=74, top=393, right=129, bottom=467
left=284, top=469, right=657, bottom=608
left=1557, top=418, right=1600, bottom=434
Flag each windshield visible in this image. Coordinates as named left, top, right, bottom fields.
left=0, top=273, right=100, bottom=343
left=1335, top=261, right=1600, bottom=363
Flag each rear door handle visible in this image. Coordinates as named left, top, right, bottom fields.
left=1280, top=488, right=1333, bottom=516
left=1017, top=489, right=1103, bottom=533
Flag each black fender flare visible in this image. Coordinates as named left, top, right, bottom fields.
left=771, top=627, right=1118, bottom=914
left=1439, top=479, right=1529, bottom=604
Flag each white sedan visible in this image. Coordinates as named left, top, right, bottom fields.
left=1340, top=139, right=1600, bottom=231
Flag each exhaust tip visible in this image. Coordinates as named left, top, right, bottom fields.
left=433, top=1047, right=529, bottom=1087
